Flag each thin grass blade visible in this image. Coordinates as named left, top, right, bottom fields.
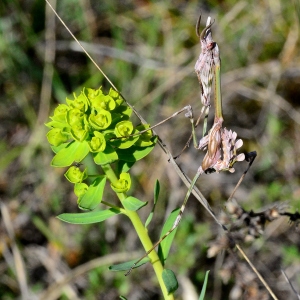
left=199, top=270, right=210, bottom=300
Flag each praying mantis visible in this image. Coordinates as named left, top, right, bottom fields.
left=125, top=15, right=247, bottom=275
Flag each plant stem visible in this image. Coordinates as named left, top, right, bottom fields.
left=101, top=163, right=173, bottom=300
left=126, top=210, right=173, bottom=300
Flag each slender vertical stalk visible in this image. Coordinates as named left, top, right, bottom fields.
left=101, top=164, right=173, bottom=300
left=126, top=210, right=173, bottom=300
left=214, top=59, right=223, bottom=120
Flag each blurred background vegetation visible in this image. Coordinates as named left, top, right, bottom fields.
left=1, top=0, right=300, bottom=299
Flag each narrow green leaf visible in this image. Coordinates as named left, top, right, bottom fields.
left=109, top=257, right=150, bottom=272
left=122, top=196, right=147, bottom=211
left=145, top=214, right=153, bottom=228
left=57, top=208, right=120, bottom=224
left=154, top=179, right=160, bottom=203
left=119, top=296, right=127, bottom=300
left=199, top=270, right=210, bottom=300
left=51, top=140, right=89, bottom=167
left=158, top=208, right=180, bottom=264
left=145, top=180, right=160, bottom=228
left=162, top=269, right=178, bottom=294
left=117, top=160, right=135, bottom=173
left=116, top=139, right=157, bottom=162
left=93, top=144, right=118, bottom=165
left=110, top=172, right=131, bottom=193
left=78, top=176, right=106, bottom=210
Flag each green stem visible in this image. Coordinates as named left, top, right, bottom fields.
left=126, top=210, right=173, bottom=300
left=214, top=63, right=223, bottom=120
left=101, top=163, right=173, bottom=300
left=101, top=200, right=125, bottom=212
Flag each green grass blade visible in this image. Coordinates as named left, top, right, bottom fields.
left=145, top=180, right=160, bottom=228
left=199, top=270, right=210, bottom=300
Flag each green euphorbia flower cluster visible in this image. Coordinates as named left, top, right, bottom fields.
left=46, top=87, right=156, bottom=167
left=46, top=87, right=157, bottom=210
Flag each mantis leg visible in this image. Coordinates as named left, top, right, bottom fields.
left=227, top=151, right=257, bottom=203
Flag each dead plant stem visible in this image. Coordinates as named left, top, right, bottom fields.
left=236, top=244, right=278, bottom=300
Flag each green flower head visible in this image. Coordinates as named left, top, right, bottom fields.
left=74, top=182, right=89, bottom=198
left=52, top=104, right=69, bottom=122
left=46, top=128, right=69, bottom=146
left=91, top=93, right=116, bottom=111
left=108, top=88, right=123, bottom=106
left=88, top=131, right=106, bottom=153
left=89, top=109, right=112, bottom=130
left=64, top=166, right=88, bottom=183
left=70, top=127, right=89, bottom=142
left=110, top=172, right=131, bottom=193
left=66, top=108, right=84, bottom=127
left=114, top=121, right=133, bottom=137
left=67, top=91, right=89, bottom=113
left=135, top=124, right=154, bottom=147
left=86, top=87, right=103, bottom=100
